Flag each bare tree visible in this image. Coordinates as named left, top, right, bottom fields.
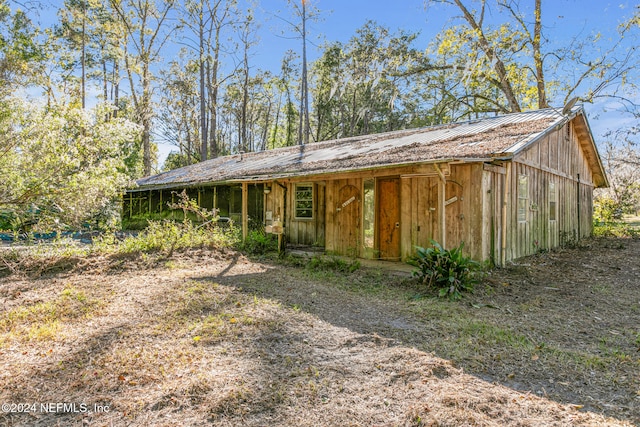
left=110, top=0, right=175, bottom=176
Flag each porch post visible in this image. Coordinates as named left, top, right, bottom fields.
left=434, top=164, right=446, bottom=249
left=242, top=182, right=248, bottom=242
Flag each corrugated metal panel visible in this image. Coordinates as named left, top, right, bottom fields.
left=134, top=108, right=572, bottom=191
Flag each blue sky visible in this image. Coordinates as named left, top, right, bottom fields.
left=253, top=0, right=636, bottom=66
left=34, top=0, right=639, bottom=162
left=254, top=0, right=638, bottom=132
left=249, top=0, right=639, bottom=161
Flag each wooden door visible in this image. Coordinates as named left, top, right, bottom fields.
left=415, top=177, right=439, bottom=248
left=378, top=178, right=401, bottom=260
left=445, top=181, right=464, bottom=249
left=336, top=184, right=360, bottom=257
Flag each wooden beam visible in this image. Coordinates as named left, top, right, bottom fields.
left=434, top=164, right=446, bottom=248
left=501, top=162, right=512, bottom=266
left=483, top=163, right=506, bottom=175
left=242, top=182, right=248, bottom=242
left=400, top=176, right=412, bottom=261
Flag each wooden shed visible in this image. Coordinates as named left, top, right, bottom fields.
left=125, top=106, right=607, bottom=265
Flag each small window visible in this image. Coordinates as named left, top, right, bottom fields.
left=518, top=175, right=529, bottom=222
left=549, top=182, right=557, bottom=221
left=363, top=179, right=375, bottom=249
left=294, top=184, right=313, bottom=219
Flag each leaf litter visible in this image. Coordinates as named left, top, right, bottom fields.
left=0, top=239, right=638, bottom=426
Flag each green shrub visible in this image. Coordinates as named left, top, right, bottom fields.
left=240, top=230, right=278, bottom=255
left=306, top=255, right=360, bottom=273
left=94, top=220, right=240, bottom=255
left=593, top=221, right=640, bottom=238
left=409, top=241, right=478, bottom=300
left=594, top=196, right=624, bottom=223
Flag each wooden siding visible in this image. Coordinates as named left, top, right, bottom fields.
left=257, top=119, right=599, bottom=264
left=506, top=122, right=596, bottom=261
left=397, top=163, right=484, bottom=261
left=447, top=164, right=484, bottom=259
left=481, top=165, right=505, bottom=265
left=400, top=176, right=438, bottom=260
left=325, top=178, right=363, bottom=257
left=263, top=181, right=325, bottom=246
left=285, top=182, right=326, bottom=246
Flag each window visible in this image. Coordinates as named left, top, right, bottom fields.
left=294, top=184, right=313, bottom=219
left=518, top=175, right=529, bottom=222
left=363, top=179, right=375, bottom=250
left=549, top=182, right=557, bottom=221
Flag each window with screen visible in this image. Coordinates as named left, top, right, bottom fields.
left=294, top=184, right=313, bottom=219
left=518, top=175, right=529, bottom=222
left=549, top=182, right=557, bottom=221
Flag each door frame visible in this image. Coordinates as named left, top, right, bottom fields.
left=375, top=176, right=401, bottom=260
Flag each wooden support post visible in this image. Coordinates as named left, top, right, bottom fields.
left=148, top=190, right=152, bottom=215
left=501, top=162, right=512, bottom=266
left=242, top=182, right=248, bottom=242
left=129, top=193, right=133, bottom=219
left=400, top=176, right=412, bottom=261
left=434, top=164, right=446, bottom=249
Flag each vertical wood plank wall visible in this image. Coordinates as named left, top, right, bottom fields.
left=287, top=182, right=325, bottom=246
left=481, top=166, right=505, bottom=265
left=324, top=178, right=362, bottom=256
left=273, top=181, right=326, bottom=247
left=399, top=164, right=484, bottom=261
left=506, top=122, right=595, bottom=261
left=196, top=119, right=599, bottom=264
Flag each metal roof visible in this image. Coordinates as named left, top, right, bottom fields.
left=133, top=106, right=606, bottom=191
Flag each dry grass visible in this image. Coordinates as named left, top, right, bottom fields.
left=0, top=241, right=638, bottom=426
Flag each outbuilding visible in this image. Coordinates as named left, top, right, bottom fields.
left=124, top=106, right=607, bottom=265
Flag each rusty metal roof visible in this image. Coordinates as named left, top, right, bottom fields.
left=133, top=106, right=605, bottom=191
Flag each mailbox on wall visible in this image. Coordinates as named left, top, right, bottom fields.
left=271, top=220, right=284, bottom=235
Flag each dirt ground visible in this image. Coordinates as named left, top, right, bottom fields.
left=0, top=237, right=638, bottom=426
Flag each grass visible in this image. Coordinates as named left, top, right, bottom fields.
left=95, top=220, right=241, bottom=255
left=0, top=235, right=638, bottom=425
left=593, top=220, right=640, bottom=238
left=0, top=285, right=102, bottom=346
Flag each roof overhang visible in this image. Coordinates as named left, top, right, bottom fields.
left=127, top=107, right=608, bottom=193
left=127, top=158, right=460, bottom=193
left=492, top=106, right=608, bottom=188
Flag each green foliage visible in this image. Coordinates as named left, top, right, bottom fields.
left=594, top=195, right=624, bottom=223
left=162, top=151, right=195, bottom=172
left=0, top=101, right=142, bottom=231
left=593, top=221, right=640, bottom=238
left=311, top=21, right=425, bottom=141
left=95, top=220, right=240, bottom=255
left=0, top=4, right=45, bottom=92
left=409, top=241, right=478, bottom=301
left=240, top=230, right=278, bottom=255
left=306, top=255, right=360, bottom=273
left=283, top=254, right=361, bottom=274
left=101, top=190, right=239, bottom=255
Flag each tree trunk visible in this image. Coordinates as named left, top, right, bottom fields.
left=81, top=5, right=86, bottom=110
left=533, top=0, right=548, bottom=108
left=453, top=0, right=521, bottom=112
left=199, top=13, right=208, bottom=161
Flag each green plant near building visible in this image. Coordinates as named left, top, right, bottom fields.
left=241, top=230, right=279, bottom=255
left=409, top=240, right=479, bottom=300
